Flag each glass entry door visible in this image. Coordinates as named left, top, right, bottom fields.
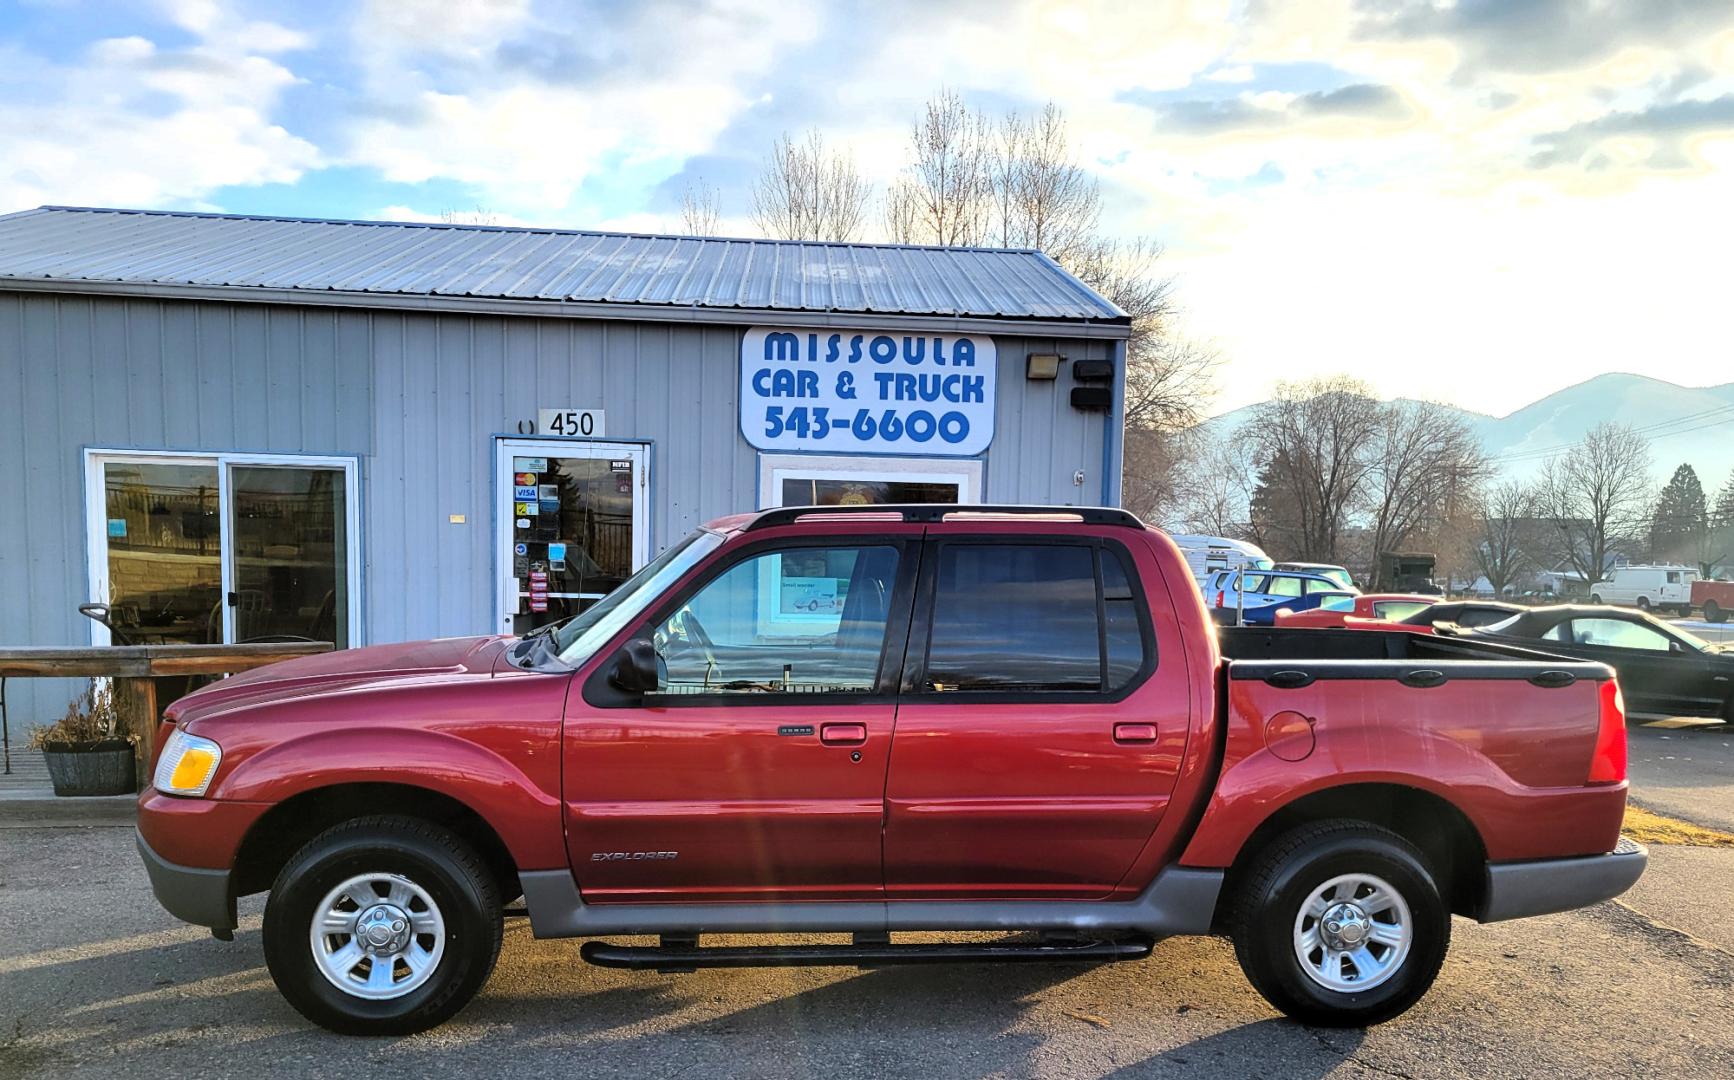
left=495, top=439, right=649, bottom=636
left=86, top=452, right=359, bottom=648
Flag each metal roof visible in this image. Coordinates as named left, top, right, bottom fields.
left=0, top=206, right=1129, bottom=333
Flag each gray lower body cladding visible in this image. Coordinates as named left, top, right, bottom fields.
left=517, top=866, right=1228, bottom=939
left=1478, top=837, right=1648, bottom=923
left=135, top=828, right=237, bottom=932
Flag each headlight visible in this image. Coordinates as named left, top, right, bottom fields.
left=152, top=729, right=223, bottom=797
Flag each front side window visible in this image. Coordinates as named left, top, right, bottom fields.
left=649, top=544, right=900, bottom=695
left=923, top=543, right=1150, bottom=693
left=1265, top=575, right=1305, bottom=598
left=1568, top=618, right=1672, bottom=651
left=1373, top=601, right=1431, bottom=620
left=1666, top=571, right=1681, bottom=584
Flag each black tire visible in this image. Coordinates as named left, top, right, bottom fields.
left=1589, top=593, right=1603, bottom=605
left=1636, top=596, right=1651, bottom=612
left=263, top=815, right=503, bottom=1035
left=1230, top=820, right=1449, bottom=1028
left=1706, top=600, right=1724, bottom=624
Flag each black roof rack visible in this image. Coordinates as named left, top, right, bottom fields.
left=743, top=504, right=1146, bottom=532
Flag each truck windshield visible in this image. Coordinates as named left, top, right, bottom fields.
left=553, top=530, right=722, bottom=666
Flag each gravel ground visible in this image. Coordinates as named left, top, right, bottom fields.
left=2, top=827, right=1731, bottom=1080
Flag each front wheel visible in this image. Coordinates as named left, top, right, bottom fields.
left=1636, top=596, right=1651, bottom=612
left=1230, top=821, right=1449, bottom=1027
left=263, top=816, right=503, bottom=1035
left=1589, top=593, right=1603, bottom=605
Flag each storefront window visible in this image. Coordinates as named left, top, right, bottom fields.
left=778, top=478, right=961, bottom=507
left=91, top=453, right=358, bottom=647
left=101, top=462, right=221, bottom=646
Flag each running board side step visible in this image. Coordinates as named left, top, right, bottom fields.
left=580, top=937, right=1154, bottom=972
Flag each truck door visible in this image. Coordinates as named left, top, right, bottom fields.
left=564, top=527, right=919, bottom=902
left=883, top=531, right=1192, bottom=900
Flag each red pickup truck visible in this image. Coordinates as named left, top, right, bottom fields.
left=136, top=505, right=1645, bottom=1035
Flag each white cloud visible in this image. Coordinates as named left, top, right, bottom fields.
left=0, top=6, right=317, bottom=212
left=337, top=0, right=823, bottom=213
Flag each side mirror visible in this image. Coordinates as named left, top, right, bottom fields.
left=609, top=638, right=661, bottom=694
left=1669, top=640, right=1686, bottom=655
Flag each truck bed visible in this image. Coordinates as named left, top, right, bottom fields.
left=1219, top=625, right=1583, bottom=666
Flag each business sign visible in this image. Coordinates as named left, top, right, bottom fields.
left=741, top=327, right=995, bottom=456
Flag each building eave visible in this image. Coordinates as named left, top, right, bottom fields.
left=0, top=277, right=1135, bottom=340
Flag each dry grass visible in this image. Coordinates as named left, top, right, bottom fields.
left=1624, top=805, right=1734, bottom=848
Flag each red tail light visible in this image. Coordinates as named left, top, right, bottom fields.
left=1216, top=590, right=1225, bottom=608
left=1588, top=679, right=1627, bottom=784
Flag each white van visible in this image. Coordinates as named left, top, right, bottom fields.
left=1169, top=535, right=1273, bottom=589
left=1588, top=565, right=1699, bottom=615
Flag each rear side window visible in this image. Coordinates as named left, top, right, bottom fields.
left=923, top=543, right=1151, bottom=694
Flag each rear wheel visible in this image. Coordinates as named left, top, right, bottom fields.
left=263, top=816, right=503, bottom=1035
left=1706, top=600, right=1724, bottom=624
left=1230, top=821, right=1449, bottom=1027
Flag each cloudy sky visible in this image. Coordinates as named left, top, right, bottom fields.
left=2, top=0, right=1731, bottom=415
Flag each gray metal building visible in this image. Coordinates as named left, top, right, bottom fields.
left=0, top=205, right=1130, bottom=716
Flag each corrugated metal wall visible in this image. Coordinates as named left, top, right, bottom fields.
left=0, top=291, right=1113, bottom=719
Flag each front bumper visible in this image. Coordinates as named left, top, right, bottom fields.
left=1478, top=836, right=1648, bottom=923
left=135, top=828, right=237, bottom=931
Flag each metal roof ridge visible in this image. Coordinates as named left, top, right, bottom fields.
left=29, top=205, right=1053, bottom=256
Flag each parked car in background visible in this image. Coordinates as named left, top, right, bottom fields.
left=1379, top=552, right=1441, bottom=594
left=1399, top=601, right=1526, bottom=630
left=136, top=505, right=1644, bottom=1034
left=1232, top=589, right=1360, bottom=627
left=1171, top=535, right=1272, bottom=588
left=1690, top=579, right=1734, bottom=623
left=1464, top=605, right=1733, bottom=721
left=1209, top=568, right=1359, bottom=614
left=1274, top=562, right=1355, bottom=591
left=1588, top=565, right=1698, bottom=615
left=1277, top=594, right=1437, bottom=629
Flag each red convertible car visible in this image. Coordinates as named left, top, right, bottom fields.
left=1276, top=594, right=1438, bottom=628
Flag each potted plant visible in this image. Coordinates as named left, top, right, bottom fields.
left=28, top=684, right=137, bottom=796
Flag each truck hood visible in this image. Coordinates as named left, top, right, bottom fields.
left=168, top=636, right=511, bottom=725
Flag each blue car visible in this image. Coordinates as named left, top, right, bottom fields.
left=1208, top=568, right=1360, bottom=611
left=1238, top=590, right=1358, bottom=626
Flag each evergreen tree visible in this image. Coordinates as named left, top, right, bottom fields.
left=1650, top=463, right=1706, bottom=562
left=1715, top=474, right=1734, bottom=530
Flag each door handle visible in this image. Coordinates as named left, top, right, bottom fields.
left=820, top=723, right=867, bottom=745
left=1113, top=723, right=1158, bottom=744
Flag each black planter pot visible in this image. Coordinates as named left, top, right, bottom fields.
left=41, top=739, right=138, bottom=797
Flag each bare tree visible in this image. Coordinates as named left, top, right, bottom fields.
left=993, top=103, right=1102, bottom=262
left=1241, top=377, right=1385, bottom=562
left=886, top=90, right=993, bottom=246
left=679, top=177, right=722, bottom=236
left=1536, top=422, right=1654, bottom=587
left=1364, top=401, right=1491, bottom=587
left=1162, top=431, right=1258, bottom=536
left=1475, top=479, right=1538, bottom=596
left=751, top=130, right=872, bottom=242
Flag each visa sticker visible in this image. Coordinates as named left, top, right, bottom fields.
left=514, top=485, right=537, bottom=501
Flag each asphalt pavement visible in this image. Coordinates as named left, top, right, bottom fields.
left=2, top=826, right=1731, bottom=1080
left=1628, top=721, right=1734, bottom=834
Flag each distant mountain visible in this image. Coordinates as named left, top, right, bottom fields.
left=1207, top=373, right=1734, bottom=488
